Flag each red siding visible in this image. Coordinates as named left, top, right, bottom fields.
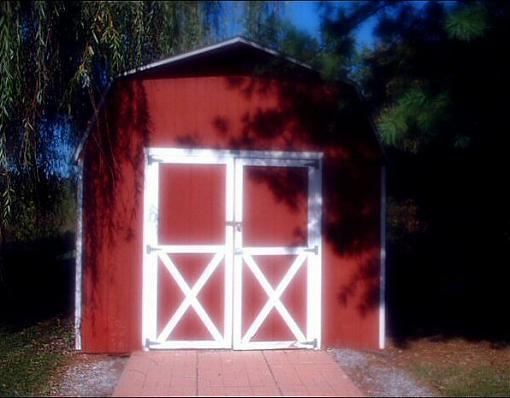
left=82, top=75, right=382, bottom=352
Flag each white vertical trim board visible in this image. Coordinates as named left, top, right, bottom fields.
left=223, top=158, right=235, bottom=347
left=379, top=165, right=386, bottom=349
left=142, top=148, right=323, bottom=350
left=308, top=159, right=323, bottom=349
left=74, top=158, right=84, bottom=351
left=142, top=153, right=160, bottom=349
left=232, top=157, right=245, bottom=349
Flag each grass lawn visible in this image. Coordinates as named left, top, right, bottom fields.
left=388, top=338, right=510, bottom=397
left=0, top=317, right=73, bottom=397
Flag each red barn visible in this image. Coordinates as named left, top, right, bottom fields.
left=74, top=37, right=386, bottom=353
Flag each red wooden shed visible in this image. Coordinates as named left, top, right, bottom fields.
left=74, top=37, right=386, bottom=353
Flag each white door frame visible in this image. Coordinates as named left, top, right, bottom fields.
left=233, top=157, right=323, bottom=350
left=142, top=149, right=235, bottom=350
left=142, top=148, right=323, bottom=350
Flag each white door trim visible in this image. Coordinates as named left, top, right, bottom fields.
left=379, top=165, right=386, bottom=349
left=147, top=147, right=323, bottom=162
left=142, top=148, right=323, bottom=350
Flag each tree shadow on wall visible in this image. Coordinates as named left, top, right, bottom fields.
left=82, top=78, right=151, bottom=300
left=105, top=64, right=383, bottom=334
left=160, top=66, right=383, bottom=323
left=222, top=72, right=383, bottom=320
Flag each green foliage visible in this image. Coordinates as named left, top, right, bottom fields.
left=319, top=52, right=349, bottom=82
left=0, top=0, right=303, bottom=243
left=446, top=4, right=488, bottom=42
left=0, top=2, right=22, bottom=229
left=0, top=1, right=222, bottom=237
left=242, top=1, right=284, bottom=48
left=279, top=22, right=320, bottom=67
left=350, top=2, right=509, bottom=154
left=377, top=87, right=450, bottom=152
left=341, top=1, right=510, bottom=342
left=387, top=197, right=427, bottom=252
left=319, top=1, right=386, bottom=80
left=239, top=2, right=322, bottom=69
left=5, top=175, right=75, bottom=242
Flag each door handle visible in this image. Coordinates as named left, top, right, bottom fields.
left=226, top=221, right=242, bottom=232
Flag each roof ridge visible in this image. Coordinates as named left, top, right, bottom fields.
left=121, top=36, right=314, bottom=78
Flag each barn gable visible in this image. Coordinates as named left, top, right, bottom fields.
left=75, top=36, right=382, bottom=163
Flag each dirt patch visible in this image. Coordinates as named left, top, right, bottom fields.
left=330, top=348, right=437, bottom=397
left=49, top=353, right=128, bottom=397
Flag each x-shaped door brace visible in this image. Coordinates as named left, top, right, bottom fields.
left=241, top=252, right=307, bottom=343
left=157, top=250, right=225, bottom=343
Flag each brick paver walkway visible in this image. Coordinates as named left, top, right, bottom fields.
left=112, top=350, right=362, bottom=396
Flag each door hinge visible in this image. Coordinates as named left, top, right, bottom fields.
left=147, top=155, right=162, bottom=165
left=145, top=338, right=160, bottom=348
left=306, top=160, right=320, bottom=169
left=293, top=338, right=318, bottom=348
left=305, top=246, right=319, bottom=255
left=146, top=245, right=160, bottom=254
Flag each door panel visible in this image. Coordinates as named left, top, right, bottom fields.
left=243, top=166, right=308, bottom=247
left=159, top=164, right=225, bottom=245
left=143, top=156, right=233, bottom=349
left=233, top=158, right=322, bottom=350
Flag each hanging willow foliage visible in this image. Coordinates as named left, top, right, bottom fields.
left=0, top=1, right=224, bottom=238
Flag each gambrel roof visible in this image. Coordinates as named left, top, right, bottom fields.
left=74, top=36, right=384, bottom=162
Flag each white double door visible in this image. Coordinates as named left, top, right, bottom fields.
left=142, top=149, right=322, bottom=350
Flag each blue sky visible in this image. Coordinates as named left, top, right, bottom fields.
left=220, top=1, right=402, bottom=48
left=285, top=1, right=322, bottom=37
left=285, top=1, right=379, bottom=47
left=284, top=1, right=458, bottom=48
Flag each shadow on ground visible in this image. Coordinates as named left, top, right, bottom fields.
left=0, top=231, right=75, bottom=328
